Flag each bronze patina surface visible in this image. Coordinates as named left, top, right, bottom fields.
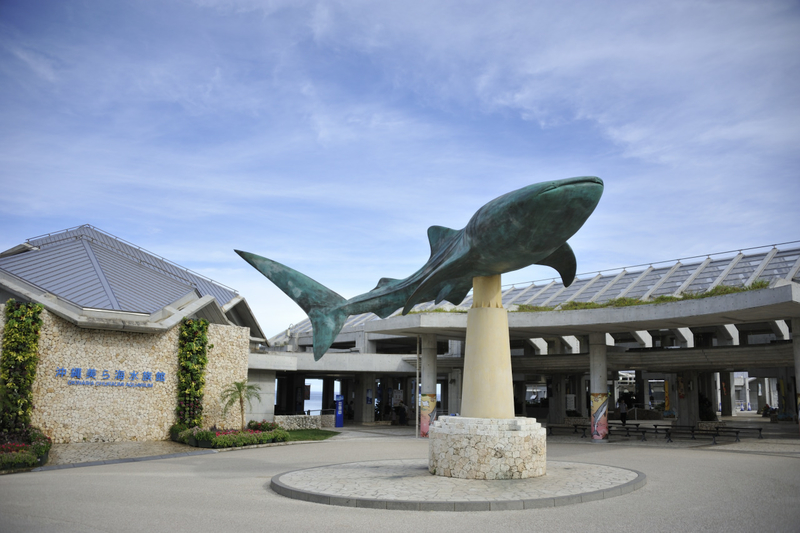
left=237, top=176, right=603, bottom=359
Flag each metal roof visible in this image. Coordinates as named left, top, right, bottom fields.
left=0, top=225, right=266, bottom=341
left=0, top=225, right=238, bottom=313
left=272, top=242, right=800, bottom=345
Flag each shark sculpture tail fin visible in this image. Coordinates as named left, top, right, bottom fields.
left=235, top=250, right=348, bottom=360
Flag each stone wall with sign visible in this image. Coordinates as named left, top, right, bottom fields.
left=0, top=306, right=249, bottom=443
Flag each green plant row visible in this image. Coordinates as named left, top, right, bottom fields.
left=1, top=299, right=44, bottom=432
left=176, top=318, right=212, bottom=427
left=176, top=427, right=289, bottom=448
left=0, top=426, right=52, bottom=472
left=513, top=281, right=770, bottom=313
left=210, top=429, right=289, bottom=448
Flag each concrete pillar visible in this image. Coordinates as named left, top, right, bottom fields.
left=720, top=372, right=736, bottom=417
left=355, top=331, right=377, bottom=353
left=353, top=373, right=376, bottom=424
left=514, top=381, right=527, bottom=415
left=322, top=377, right=335, bottom=412
left=246, top=369, right=276, bottom=423
left=677, top=371, right=699, bottom=426
left=635, top=370, right=646, bottom=409
left=793, top=319, right=800, bottom=431
left=419, top=334, right=438, bottom=435
left=589, top=333, right=609, bottom=441
left=460, top=275, right=515, bottom=418
left=447, top=369, right=462, bottom=415
left=547, top=374, right=566, bottom=425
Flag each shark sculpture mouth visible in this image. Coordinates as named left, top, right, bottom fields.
left=237, top=176, right=604, bottom=360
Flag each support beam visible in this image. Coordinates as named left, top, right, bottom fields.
left=529, top=338, right=548, bottom=355
left=631, top=330, right=653, bottom=348
left=770, top=320, right=790, bottom=341
left=716, top=324, right=740, bottom=347
left=560, top=335, right=581, bottom=354
left=745, top=248, right=778, bottom=287
left=589, top=270, right=626, bottom=303
left=708, top=253, right=743, bottom=291
left=673, top=257, right=712, bottom=297
left=641, top=262, right=682, bottom=301
left=673, top=328, right=695, bottom=348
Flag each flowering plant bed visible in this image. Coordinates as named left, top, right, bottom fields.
left=0, top=426, right=52, bottom=473
left=177, top=427, right=289, bottom=448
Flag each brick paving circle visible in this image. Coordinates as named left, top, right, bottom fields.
left=271, top=459, right=646, bottom=511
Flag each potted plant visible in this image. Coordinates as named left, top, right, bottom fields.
left=195, top=429, right=215, bottom=448
left=170, top=423, right=188, bottom=442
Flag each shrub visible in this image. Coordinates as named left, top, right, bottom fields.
left=194, top=429, right=215, bottom=441
left=247, top=420, right=280, bottom=432
left=1, top=300, right=44, bottom=432
left=0, top=425, right=52, bottom=471
left=176, top=318, right=211, bottom=428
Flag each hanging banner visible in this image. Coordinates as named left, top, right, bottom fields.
left=590, top=393, right=608, bottom=440
left=664, top=379, right=670, bottom=412
left=419, top=394, right=436, bottom=438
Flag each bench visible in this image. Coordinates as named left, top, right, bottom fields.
left=608, top=422, right=640, bottom=437
left=665, top=427, right=721, bottom=444
left=719, top=426, right=763, bottom=441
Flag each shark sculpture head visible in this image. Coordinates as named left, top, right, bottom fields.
left=237, top=176, right=604, bottom=360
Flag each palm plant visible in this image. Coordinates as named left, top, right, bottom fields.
left=220, top=380, right=262, bottom=431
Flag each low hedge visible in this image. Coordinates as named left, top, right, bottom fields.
left=0, top=426, right=52, bottom=472
left=210, top=429, right=288, bottom=448
left=177, top=427, right=289, bottom=448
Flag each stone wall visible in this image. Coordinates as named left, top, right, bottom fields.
left=429, top=416, right=547, bottom=480
left=274, top=414, right=321, bottom=430
left=0, top=306, right=249, bottom=443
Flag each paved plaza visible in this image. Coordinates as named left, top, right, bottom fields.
left=1, top=415, right=798, bottom=532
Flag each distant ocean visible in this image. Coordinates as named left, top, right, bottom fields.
left=304, top=390, right=323, bottom=413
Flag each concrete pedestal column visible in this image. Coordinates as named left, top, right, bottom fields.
left=322, top=378, right=334, bottom=411
left=353, top=373, right=376, bottom=424
left=447, top=369, right=462, bottom=415
left=246, top=369, right=276, bottom=422
left=677, top=372, right=699, bottom=426
left=793, top=318, right=800, bottom=432
left=460, top=275, right=515, bottom=419
left=548, top=374, right=566, bottom=425
left=589, top=333, right=608, bottom=441
left=720, top=372, right=736, bottom=417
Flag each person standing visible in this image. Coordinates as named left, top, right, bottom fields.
left=618, top=398, right=629, bottom=426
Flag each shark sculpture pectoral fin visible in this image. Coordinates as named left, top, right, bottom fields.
left=235, top=250, right=348, bottom=360
left=535, top=243, right=577, bottom=287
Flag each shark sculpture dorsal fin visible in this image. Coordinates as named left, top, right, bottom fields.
left=427, top=225, right=460, bottom=255
left=373, top=277, right=399, bottom=290
left=536, top=243, right=577, bottom=287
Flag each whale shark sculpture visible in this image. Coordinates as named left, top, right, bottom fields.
left=237, top=176, right=603, bottom=360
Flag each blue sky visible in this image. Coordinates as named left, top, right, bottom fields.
left=1, top=1, right=799, bottom=338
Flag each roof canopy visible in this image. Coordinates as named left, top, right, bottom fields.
left=0, top=225, right=265, bottom=341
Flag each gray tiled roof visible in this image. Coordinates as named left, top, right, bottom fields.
left=272, top=242, right=800, bottom=343
left=0, top=225, right=237, bottom=314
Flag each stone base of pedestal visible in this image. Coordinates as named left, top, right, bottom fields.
left=429, top=416, right=546, bottom=480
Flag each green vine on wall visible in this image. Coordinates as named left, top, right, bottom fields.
left=176, top=318, right=212, bottom=427
left=0, top=299, right=44, bottom=432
